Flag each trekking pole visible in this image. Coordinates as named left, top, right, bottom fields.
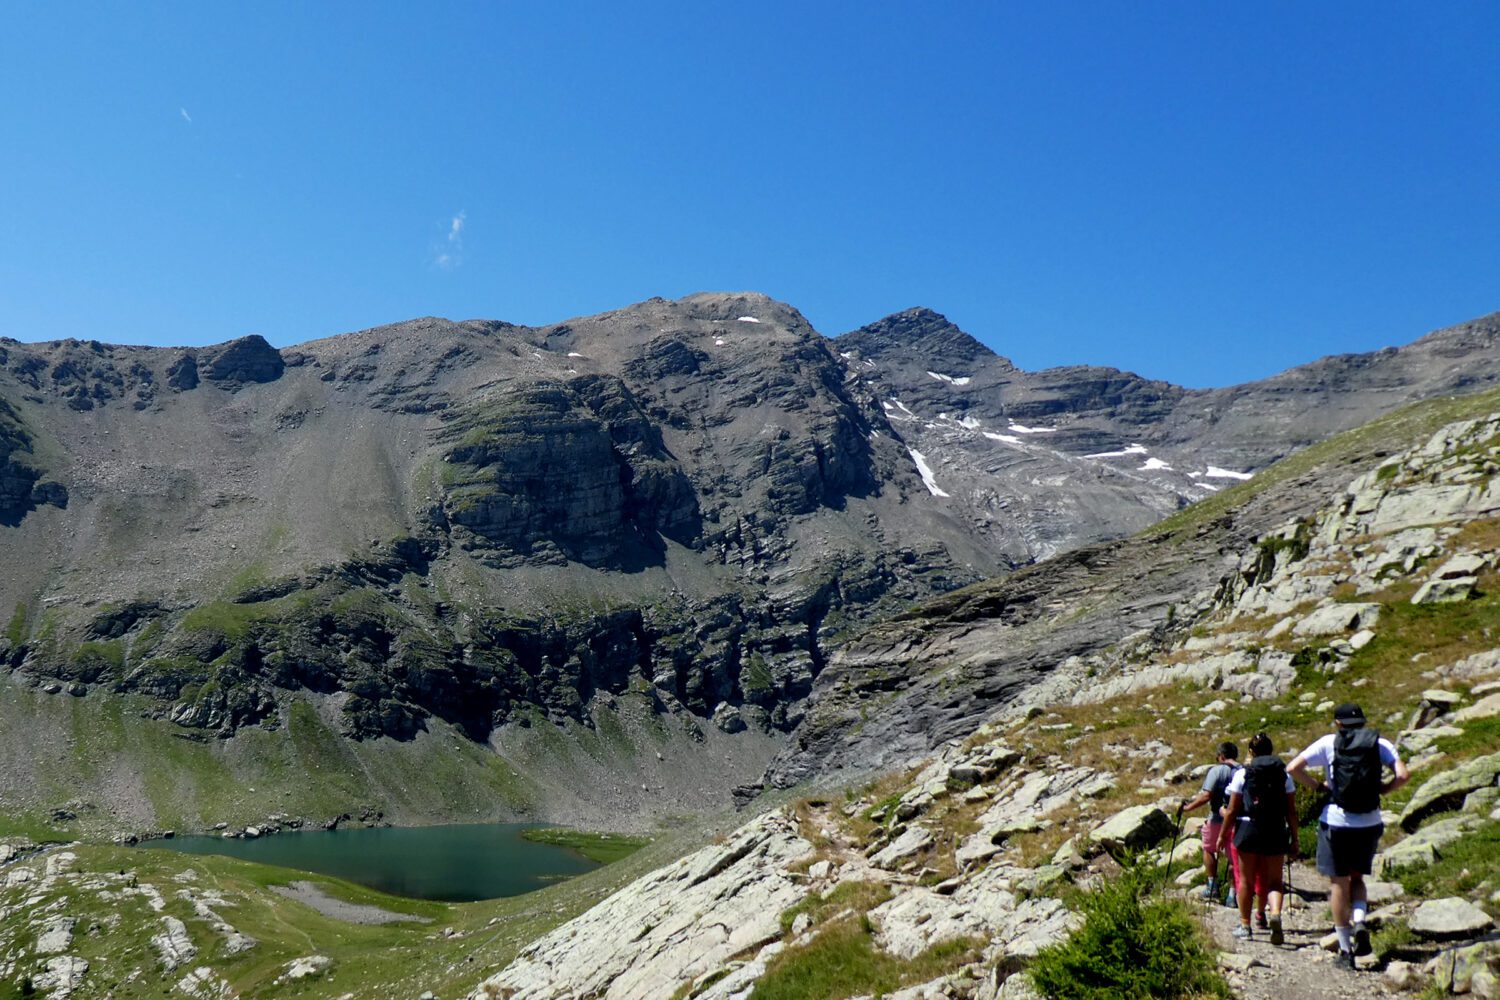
left=1284, top=857, right=1294, bottom=933
left=1161, top=807, right=1186, bottom=896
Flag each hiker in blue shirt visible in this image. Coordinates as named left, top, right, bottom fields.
left=1287, top=702, right=1410, bottom=972
left=1178, top=741, right=1239, bottom=904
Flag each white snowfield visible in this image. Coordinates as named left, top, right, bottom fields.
left=1206, top=465, right=1254, bottom=480
left=736, top=316, right=761, bottom=323
left=1140, top=457, right=1173, bottom=471
left=926, top=371, right=973, bottom=386
left=983, top=431, right=1022, bottom=445
left=714, top=338, right=726, bottom=346
left=1007, top=423, right=1056, bottom=434
left=907, top=448, right=950, bottom=497
left=1085, top=443, right=1149, bottom=458
left=566, top=352, right=585, bottom=358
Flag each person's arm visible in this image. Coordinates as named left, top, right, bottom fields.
left=1286, top=753, right=1323, bottom=791
left=1383, top=756, right=1410, bottom=795
left=1181, top=789, right=1211, bottom=813
left=1218, top=793, right=1241, bottom=852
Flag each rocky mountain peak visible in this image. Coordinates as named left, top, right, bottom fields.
left=837, top=307, right=1013, bottom=371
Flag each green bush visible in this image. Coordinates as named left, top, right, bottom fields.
left=1028, top=866, right=1230, bottom=1000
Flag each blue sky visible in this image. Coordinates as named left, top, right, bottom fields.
left=1, top=3, right=1496, bottom=387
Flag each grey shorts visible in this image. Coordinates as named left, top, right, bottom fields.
left=1316, top=822, right=1383, bottom=877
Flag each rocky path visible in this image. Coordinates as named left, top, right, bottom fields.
left=1201, top=883, right=1396, bottom=1000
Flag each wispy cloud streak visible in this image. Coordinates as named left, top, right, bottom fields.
left=432, top=210, right=466, bottom=269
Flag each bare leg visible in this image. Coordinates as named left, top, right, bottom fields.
left=1238, top=856, right=1256, bottom=926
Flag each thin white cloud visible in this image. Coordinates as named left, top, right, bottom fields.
left=180, top=108, right=192, bottom=123
left=431, top=210, right=466, bottom=269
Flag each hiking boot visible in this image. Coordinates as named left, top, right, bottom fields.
left=1225, top=889, right=1237, bottom=909
left=1334, top=949, right=1357, bottom=972
left=1255, top=911, right=1268, bottom=930
left=1199, top=881, right=1218, bottom=901
left=1268, top=916, right=1284, bottom=946
left=1353, top=924, right=1372, bottom=957
left=1232, top=924, right=1252, bottom=941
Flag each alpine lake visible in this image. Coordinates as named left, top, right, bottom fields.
left=140, top=823, right=640, bottom=902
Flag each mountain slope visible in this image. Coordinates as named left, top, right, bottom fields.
left=1, top=294, right=1499, bottom=831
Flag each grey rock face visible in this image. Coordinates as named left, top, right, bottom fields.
left=202, top=335, right=285, bottom=384
left=4, top=292, right=1500, bottom=820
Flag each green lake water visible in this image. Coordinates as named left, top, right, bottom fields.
left=141, top=823, right=599, bottom=902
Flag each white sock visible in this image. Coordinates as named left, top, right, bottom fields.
left=1352, top=901, right=1368, bottom=924
left=1336, top=925, right=1353, bottom=952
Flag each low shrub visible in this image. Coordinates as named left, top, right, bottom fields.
left=1028, top=866, right=1230, bottom=1000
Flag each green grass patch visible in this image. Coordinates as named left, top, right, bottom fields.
left=179, top=599, right=282, bottom=640
left=5, top=603, right=26, bottom=647
left=1394, top=818, right=1500, bottom=902
left=1431, top=713, right=1500, bottom=758
left=753, top=917, right=981, bottom=1000
left=1028, top=866, right=1230, bottom=1000
left=1371, top=918, right=1416, bottom=963
left=521, top=827, right=651, bottom=865
left=778, top=880, right=893, bottom=934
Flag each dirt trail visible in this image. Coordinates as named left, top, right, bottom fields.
left=1199, top=875, right=1397, bottom=1000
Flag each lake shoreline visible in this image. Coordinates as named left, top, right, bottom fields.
left=272, top=880, right=434, bottom=925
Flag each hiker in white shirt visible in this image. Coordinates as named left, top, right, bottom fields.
left=1286, top=702, right=1409, bottom=972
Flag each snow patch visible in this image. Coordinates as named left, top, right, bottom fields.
left=907, top=448, right=950, bottom=497
left=882, top=398, right=919, bottom=422
left=736, top=316, right=761, bottom=323
left=1205, top=465, right=1253, bottom=481
left=926, top=371, right=973, bottom=386
left=839, top=351, right=856, bottom=360
left=566, top=352, right=585, bottom=358
left=1008, top=423, right=1057, bottom=434
left=714, top=338, right=726, bottom=346
left=1199, top=483, right=1221, bottom=492
left=983, top=431, right=1022, bottom=445
left=1140, top=457, right=1173, bottom=471
left=1085, top=443, right=1149, bottom=458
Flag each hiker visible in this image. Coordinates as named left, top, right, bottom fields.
left=1287, top=702, right=1409, bottom=970
left=1222, top=732, right=1298, bottom=945
left=1177, top=740, right=1240, bottom=904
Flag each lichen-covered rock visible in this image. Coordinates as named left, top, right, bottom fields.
left=469, top=811, right=814, bottom=1000
left=1410, top=897, right=1495, bottom=940
left=1400, top=751, right=1500, bottom=831
left=1088, top=805, right=1175, bottom=857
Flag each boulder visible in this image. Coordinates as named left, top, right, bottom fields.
left=1379, top=815, right=1479, bottom=874
left=1293, top=602, right=1382, bottom=637
left=1088, top=805, right=1175, bottom=857
left=1383, top=959, right=1423, bottom=992
left=1413, top=577, right=1477, bottom=605
left=1399, top=725, right=1464, bottom=754
left=1409, top=898, right=1495, bottom=940
left=1435, top=553, right=1490, bottom=579
left=870, top=824, right=935, bottom=870
left=1400, top=751, right=1500, bottom=831
left=1456, top=692, right=1500, bottom=723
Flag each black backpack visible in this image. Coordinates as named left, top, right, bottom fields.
left=1242, top=756, right=1288, bottom=825
left=1208, top=764, right=1237, bottom=814
left=1330, top=727, right=1383, bottom=814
